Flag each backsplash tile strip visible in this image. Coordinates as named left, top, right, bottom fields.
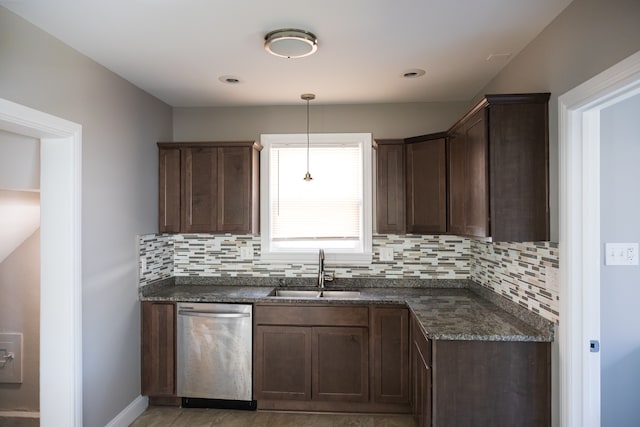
left=470, top=241, right=559, bottom=324
left=138, top=234, right=174, bottom=285
left=138, top=233, right=560, bottom=324
left=140, top=233, right=471, bottom=280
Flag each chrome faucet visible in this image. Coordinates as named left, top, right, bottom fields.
left=318, top=249, right=333, bottom=290
left=318, top=249, right=325, bottom=290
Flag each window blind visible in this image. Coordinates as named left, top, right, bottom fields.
left=270, top=144, right=362, bottom=242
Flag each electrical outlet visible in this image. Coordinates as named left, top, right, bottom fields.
left=380, top=247, right=394, bottom=262
left=240, top=246, right=253, bottom=261
left=605, top=243, right=639, bottom=266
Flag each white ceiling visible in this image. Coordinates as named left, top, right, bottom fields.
left=2, top=0, right=573, bottom=107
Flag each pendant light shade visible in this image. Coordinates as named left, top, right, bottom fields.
left=301, top=93, right=315, bottom=181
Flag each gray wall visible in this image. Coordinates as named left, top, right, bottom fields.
left=475, top=0, right=640, bottom=242
left=0, top=229, right=40, bottom=413
left=0, top=131, right=39, bottom=191
left=600, top=93, right=640, bottom=426
left=0, top=7, right=173, bottom=427
left=173, top=102, right=469, bottom=141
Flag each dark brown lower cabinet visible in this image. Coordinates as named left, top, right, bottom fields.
left=254, top=325, right=312, bottom=400
left=313, top=326, right=369, bottom=402
left=254, top=304, right=412, bottom=413
left=373, top=306, right=410, bottom=405
left=141, top=302, right=178, bottom=404
left=412, top=315, right=432, bottom=427
left=432, top=340, right=550, bottom=427
left=411, top=313, right=551, bottom=427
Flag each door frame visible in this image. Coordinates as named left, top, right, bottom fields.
left=0, top=98, right=82, bottom=426
left=558, top=50, right=640, bottom=426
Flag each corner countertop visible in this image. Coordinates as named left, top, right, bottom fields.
left=139, top=277, right=553, bottom=342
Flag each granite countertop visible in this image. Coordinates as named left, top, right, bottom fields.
left=140, top=277, right=553, bottom=342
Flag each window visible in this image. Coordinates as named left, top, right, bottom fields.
left=260, top=133, right=372, bottom=264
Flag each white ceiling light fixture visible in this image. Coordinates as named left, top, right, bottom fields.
left=265, top=28, right=318, bottom=59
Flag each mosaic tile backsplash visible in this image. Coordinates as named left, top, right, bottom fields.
left=139, top=234, right=470, bottom=285
left=470, top=241, right=559, bottom=323
left=138, top=233, right=559, bottom=323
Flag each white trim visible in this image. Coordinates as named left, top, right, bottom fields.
left=104, top=395, right=148, bottom=427
left=558, top=50, right=640, bottom=427
left=259, top=133, right=373, bottom=264
left=0, top=98, right=83, bottom=427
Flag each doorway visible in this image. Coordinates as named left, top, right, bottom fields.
left=0, top=130, right=41, bottom=419
left=559, top=50, right=640, bottom=426
left=0, top=98, right=82, bottom=426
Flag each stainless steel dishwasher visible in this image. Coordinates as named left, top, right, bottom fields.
left=177, top=302, right=255, bottom=409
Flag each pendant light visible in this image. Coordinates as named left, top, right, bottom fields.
left=302, top=93, right=315, bottom=181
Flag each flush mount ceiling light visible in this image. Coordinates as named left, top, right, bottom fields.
left=265, top=28, right=318, bottom=59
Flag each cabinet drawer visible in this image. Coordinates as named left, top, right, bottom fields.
left=255, top=305, right=369, bottom=327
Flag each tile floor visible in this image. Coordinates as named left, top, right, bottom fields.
left=130, top=406, right=417, bottom=427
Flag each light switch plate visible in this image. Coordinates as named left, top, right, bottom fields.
left=605, top=243, right=639, bottom=266
left=0, top=333, right=22, bottom=384
left=380, top=247, right=394, bottom=262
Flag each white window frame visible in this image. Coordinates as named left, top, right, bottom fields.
left=260, top=133, right=373, bottom=264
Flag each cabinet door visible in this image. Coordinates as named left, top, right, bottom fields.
left=141, top=302, right=176, bottom=397
left=447, top=128, right=466, bottom=235
left=464, top=110, right=489, bottom=237
left=448, top=110, right=489, bottom=238
left=411, top=317, right=432, bottom=427
left=313, top=327, right=369, bottom=402
left=372, top=307, right=409, bottom=404
left=406, top=138, right=447, bottom=233
left=489, top=102, right=550, bottom=241
left=254, top=325, right=312, bottom=401
left=182, top=147, right=218, bottom=232
left=217, top=146, right=252, bottom=233
left=158, top=148, right=181, bottom=233
left=376, top=141, right=406, bottom=234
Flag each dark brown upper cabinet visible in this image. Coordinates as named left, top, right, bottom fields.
left=375, top=140, right=406, bottom=234
left=447, top=93, right=550, bottom=241
left=375, top=135, right=447, bottom=235
left=405, top=133, right=447, bottom=234
left=157, top=141, right=261, bottom=234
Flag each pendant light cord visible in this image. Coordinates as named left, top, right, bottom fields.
left=302, top=93, right=315, bottom=181
left=306, top=97, right=310, bottom=175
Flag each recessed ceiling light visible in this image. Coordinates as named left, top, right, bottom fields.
left=402, top=69, right=426, bottom=78
left=219, top=75, right=242, bottom=84
left=264, top=28, right=318, bottom=59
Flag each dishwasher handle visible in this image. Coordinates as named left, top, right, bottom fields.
left=178, top=309, right=251, bottom=319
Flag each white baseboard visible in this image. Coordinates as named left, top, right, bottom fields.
left=0, top=411, right=40, bottom=418
left=105, top=395, right=148, bottom=427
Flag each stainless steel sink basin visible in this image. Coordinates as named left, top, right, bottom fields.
left=320, top=290, right=361, bottom=299
left=271, top=289, right=321, bottom=298
left=269, top=289, right=361, bottom=299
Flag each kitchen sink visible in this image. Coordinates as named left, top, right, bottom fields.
left=271, top=289, right=321, bottom=298
left=320, top=290, right=361, bottom=299
left=268, top=289, right=361, bottom=299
